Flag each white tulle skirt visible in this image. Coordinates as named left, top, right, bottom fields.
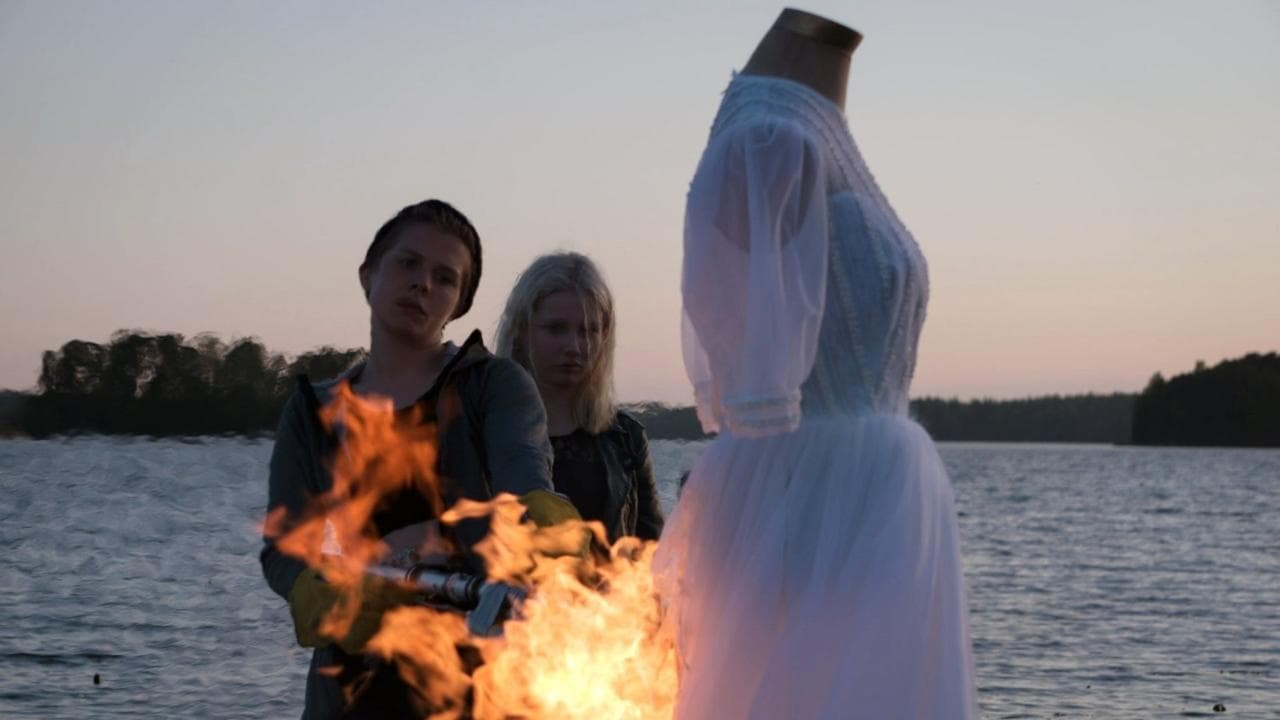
left=653, top=413, right=977, bottom=719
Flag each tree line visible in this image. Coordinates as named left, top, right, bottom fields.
left=626, top=395, right=1139, bottom=444
left=909, top=393, right=1136, bottom=444
left=1132, top=352, right=1280, bottom=447
left=11, top=330, right=363, bottom=437
left=2, top=331, right=1275, bottom=446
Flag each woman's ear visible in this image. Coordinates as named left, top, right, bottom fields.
left=358, top=263, right=372, bottom=300
left=450, top=257, right=474, bottom=319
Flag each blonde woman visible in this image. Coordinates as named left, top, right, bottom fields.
left=496, top=252, right=664, bottom=543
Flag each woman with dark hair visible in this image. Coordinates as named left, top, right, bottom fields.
left=260, top=200, right=578, bottom=719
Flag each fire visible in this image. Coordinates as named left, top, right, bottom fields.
left=264, top=381, right=677, bottom=719
left=471, top=537, right=676, bottom=719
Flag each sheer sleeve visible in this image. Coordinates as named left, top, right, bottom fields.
left=682, top=117, right=829, bottom=438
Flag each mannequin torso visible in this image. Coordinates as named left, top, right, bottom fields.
left=740, top=8, right=861, bottom=110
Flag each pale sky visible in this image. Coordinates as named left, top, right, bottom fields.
left=2, top=1, right=1277, bottom=404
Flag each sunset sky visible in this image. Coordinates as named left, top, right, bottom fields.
left=2, top=1, right=1277, bottom=404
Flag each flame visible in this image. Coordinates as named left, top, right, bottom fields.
left=472, top=537, right=677, bottom=719
left=264, top=381, right=677, bottom=719
left=367, top=607, right=474, bottom=719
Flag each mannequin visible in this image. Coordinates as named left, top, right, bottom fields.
left=741, top=8, right=862, bottom=110
left=656, top=7, right=978, bottom=719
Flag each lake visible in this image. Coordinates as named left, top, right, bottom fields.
left=1, top=437, right=1276, bottom=718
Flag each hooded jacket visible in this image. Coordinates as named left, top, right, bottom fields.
left=260, top=330, right=553, bottom=719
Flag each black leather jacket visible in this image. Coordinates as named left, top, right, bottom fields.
left=584, top=411, right=665, bottom=543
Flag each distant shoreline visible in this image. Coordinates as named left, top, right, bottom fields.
left=7, top=331, right=1277, bottom=447
left=6, top=431, right=1279, bottom=452
left=0, top=392, right=1145, bottom=444
left=2, top=390, right=1137, bottom=443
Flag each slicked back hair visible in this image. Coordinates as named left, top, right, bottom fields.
left=362, top=199, right=482, bottom=319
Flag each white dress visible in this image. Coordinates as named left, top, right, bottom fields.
left=654, top=74, right=977, bottom=719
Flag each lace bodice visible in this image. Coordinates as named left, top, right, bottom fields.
left=682, top=74, right=930, bottom=436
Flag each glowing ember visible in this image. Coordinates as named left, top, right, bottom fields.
left=264, top=381, right=677, bottom=718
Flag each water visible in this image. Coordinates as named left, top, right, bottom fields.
left=1, top=437, right=1277, bottom=718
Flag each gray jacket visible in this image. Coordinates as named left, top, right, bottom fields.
left=259, top=330, right=552, bottom=719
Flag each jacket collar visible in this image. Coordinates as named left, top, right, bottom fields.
left=316, top=329, right=490, bottom=401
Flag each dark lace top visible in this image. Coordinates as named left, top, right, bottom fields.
left=550, top=428, right=608, bottom=525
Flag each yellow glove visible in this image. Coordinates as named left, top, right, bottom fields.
left=518, top=489, right=594, bottom=559
left=287, top=567, right=418, bottom=654
left=517, top=489, right=582, bottom=527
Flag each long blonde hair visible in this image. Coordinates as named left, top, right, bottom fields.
left=495, top=252, right=617, bottom=434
